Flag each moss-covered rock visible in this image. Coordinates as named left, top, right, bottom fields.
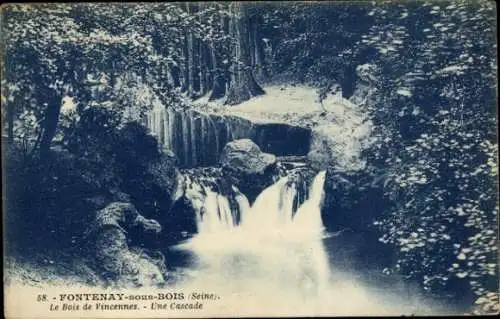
left=84, top=202, right=166, bottom=288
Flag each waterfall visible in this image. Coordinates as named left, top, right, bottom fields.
left=240, top=177, right=297, bottom=230
left=146, top=106, right=311, bottom=168
left=211, top=117, right=220, bottom=162
left=200, top=116, right=207, bottom=165
left=184, top=184, right=238, bottom=234
left=173, top=169, right=334, bottom=315
left=171, top=167, right=445, bottom=316
left=178, top=169, right=326, bottom=235
left=181, top=111, right=190, bottom=166
left=198, top=189, right=234, bottom=233
left=292, top=171, right=326, bottom=234
left=167, top=107, right=175, bottom=152
left=233, top=185, right=250, bottom=225
left=147, top=107, right=246, bottom=167
left=191, top=113, right=198, bottom=167
left=241, top=170, right=325, bottom=235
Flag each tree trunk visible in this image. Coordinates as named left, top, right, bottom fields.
left=204, top=43, right=213, bottom=94
left=197, top=11, right=209, bottom=97
left=187, top=34, right=195, bottom=97
left=252, top=17, right=268, bottom=79
left=181, top=31, right=189, bottom=93
left=186, top=3, right=196, bottom=98
left=225, top=3, right=265, bottom=106
left=199, top=41, right=212, bottom=96
left=198, top=40, right=204, bottom=95
left=39, top=92, right=62, bottom=157
left=208, top=9, right=229, bottom=101
left=190, top=36, right=200, bottom=96
left=180, top=3, right=191, bottom=93
left=209, top=43, right=227, bottom=101
left=248, top=19, right=255, bottom=68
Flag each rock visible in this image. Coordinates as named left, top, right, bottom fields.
left=321, top=167, right=387, bottom=232
left=110, top=190, right=131, bottom=203
left=219, top=139, right=278, bottom=203
left=308, top=130, right=335, bottom=170
left=163, top=197, right=199, bottom=243
left=84, top=202, right=166, bottom=287
left=283, top=167, right=317, bottom=212
left=220, top=139, right=276, bottom=174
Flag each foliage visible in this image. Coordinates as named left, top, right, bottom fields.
left=1, top=3, right=214, bottom=251
left=253, top=2, right=373, bottom=91
left=5, top=104, right=177, bottom=250
left=114, top=122, right=178, bottom=218
left=358, top=1, right=498, bottom=314
left=61, top=106, right=178, bottom=220
left=1, top=3, right=183, bottom=155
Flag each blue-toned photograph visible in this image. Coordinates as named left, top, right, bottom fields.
left=2, top=1, right=498, bottom=317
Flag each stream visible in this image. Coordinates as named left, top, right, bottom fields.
left=159, top=169, right=458, bottom=316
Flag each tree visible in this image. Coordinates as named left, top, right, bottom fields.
left=2, top=4, right=88, bottom=157
left=224, top=3, right=265, bottom=105
left=2, top=3, right=183, bottom=158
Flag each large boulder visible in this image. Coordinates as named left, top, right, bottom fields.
left=220, top=139, right=276, bottom=174
left=219, top=139, right=279, bottom=203
left=84, top=202, right=166, bottom=288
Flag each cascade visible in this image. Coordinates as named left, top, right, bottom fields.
left=147, top=107, right=246, bottom=167
left=233, top=185, right=250, bottom=224
left=172, top=169, right=333, bottom=314
left=240, top=170, right=325, bottom=234
left=176, top=167, right=326, bottom=236
left=211, top=117, right=220, bottom=161
left=181, top=111, right=191, bottom=166
left=178, top=167, right=241, bottom=234
left=199, top=189, right=234, bottom=233
left=145, top=106, right=312, bottom=168
left=171, top=167, right=442, bottom=316
left=292, top=171, right=327, bottom=234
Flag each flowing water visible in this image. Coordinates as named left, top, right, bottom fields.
left=165, top=170, right=456, bottom=316
left=146, top=105, right=252, bottom=167
left=146, top=105, right=312, bottom=168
